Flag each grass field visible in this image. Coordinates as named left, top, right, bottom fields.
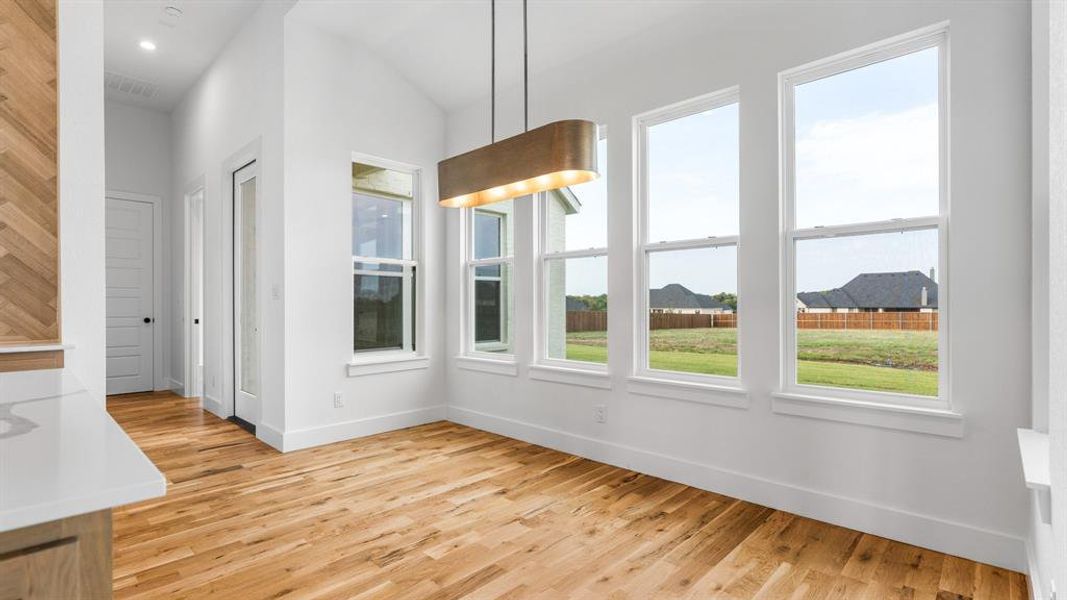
left=565, top=328, right=938, bottom=396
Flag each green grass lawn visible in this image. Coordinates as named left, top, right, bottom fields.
left=565, top=327, right=938, bottom=396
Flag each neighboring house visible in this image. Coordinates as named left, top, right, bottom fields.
left=796, top=270, right=938, bottom=313
left=649, top=283, right=734, bottom=315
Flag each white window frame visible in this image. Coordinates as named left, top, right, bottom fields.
left=349, top=152, right=426, bottom=374
left=778, top=24, right=951, bottom=412
left=464, top=206, right=514, bottom=357
left=632, top=88, right=742, bottom=389
left=534, top=126, right=609, bottom=375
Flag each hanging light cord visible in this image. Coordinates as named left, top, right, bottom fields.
left=490, top=0, right=495, bottom=143
left=489, top=0, right=528, bottom=139
left=523, top=0, right=528, bottom=132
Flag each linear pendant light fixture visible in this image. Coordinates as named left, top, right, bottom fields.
left=437, top=0, right=599, bottom=208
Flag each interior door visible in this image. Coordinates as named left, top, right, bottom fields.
left=105, top=197, right=155, bottom=395
left=189, top=188, right=204, bottom=398
left=233, top=163, right=259, bottom=424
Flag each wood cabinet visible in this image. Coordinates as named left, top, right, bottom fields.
left=0, top=510, right=111, bottom=600
left=0, top=0, right=63, bottom=371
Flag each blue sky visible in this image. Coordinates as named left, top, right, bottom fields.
left=562, top=46, right=939, bottom=299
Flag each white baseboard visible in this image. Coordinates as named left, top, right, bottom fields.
left=257, top=422, right=285, bottom=451
left=447, top=405, right=1026, bottom=572
left=202, top=394, right=225, bottom=418
left=278, top=405, right=447, bottom=452
left=1025, top=537, right=1044, bottom=600
left=167, top=378, right=184, bottom=394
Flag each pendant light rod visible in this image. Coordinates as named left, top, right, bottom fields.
left=523, top=0, right=528, bottom=132
left=490, top=0, right=495, bottom=143
left=437, top=0, right=599, bottom=209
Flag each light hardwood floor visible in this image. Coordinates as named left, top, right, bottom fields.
left=109, top=392, right=1027, bottom=599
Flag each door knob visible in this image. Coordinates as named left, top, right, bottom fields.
left=143, top=317, right=152, bottom=324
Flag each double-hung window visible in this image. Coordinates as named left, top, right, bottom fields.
left=352, top=158, right=419, bottom=355
left=635, top=89, right=740, bottom=384
left=539, top=130, right=608, bottom=367
left=780, top=27, right=948, bottom=406
left=466, top=200, right=514, bottom=354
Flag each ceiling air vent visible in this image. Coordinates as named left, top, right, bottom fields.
left=104, top=71, right=160, bottom=100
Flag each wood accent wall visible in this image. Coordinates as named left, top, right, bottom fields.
left=0, top=0, right=62, bottom=368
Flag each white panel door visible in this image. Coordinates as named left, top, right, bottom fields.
left=106, top=197, right=154, bottom=395
left=234, top=162, right=259, bottom=423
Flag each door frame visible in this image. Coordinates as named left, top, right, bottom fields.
left=232, top=160, right=259, bottom=424
left=182, top=177, right=206, bottom=399
left=220, top=140, right=261, bottom=423
left=105, top=190, right=165, bottom=392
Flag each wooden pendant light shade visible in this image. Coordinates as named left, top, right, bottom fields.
left=437, top=119, right=599, bottom=208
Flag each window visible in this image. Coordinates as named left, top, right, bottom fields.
left=466, top=200, right=514, bottom=354
left=352, top=159, right=418, bottom=355
left=635, top=90, right=740, bottom=383
left=539, top=131, right=608, bottom=366
left=781, top=28, right=947, bottom=405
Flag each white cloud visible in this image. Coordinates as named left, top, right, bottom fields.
left=795, top=102, right=939, bottom=228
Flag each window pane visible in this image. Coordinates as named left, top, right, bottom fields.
left=238, top=176, right=258, bottom=396
left=353, top=193, right=410, bottom=260
left=546, top=256, right=607, bottom=363
left=474, top=202, right=513, bottom=259
left=647, top=246, right=737, bottom=377
left=795, top=228, right=938, bottom=396
left=354, top=266, right=414, bottom=352
left=647, top=103, right=739, bottom=242
left=474, top=263, right=513, bottom=353
left=546, top=136, right=607, bottom=252
left=794, top=48, right=939, bottom=228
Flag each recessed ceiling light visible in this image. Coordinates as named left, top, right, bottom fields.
left=139, top=39, right=157, bottom=52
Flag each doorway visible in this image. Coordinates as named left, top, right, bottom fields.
left=232, top=161, right=259, bottom=429
left=185, top=187, right=205, bottom=398
left=105, top=193, right=162, bottom=395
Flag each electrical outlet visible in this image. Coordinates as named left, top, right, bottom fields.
left=333, top=392, right=344, bottom=408
left=593, top=404, right=606, bottom=423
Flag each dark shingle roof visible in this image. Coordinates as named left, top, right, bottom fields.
left=798, top=271, right=937, bottom=310
left=650, top=283, right=731, bottom=311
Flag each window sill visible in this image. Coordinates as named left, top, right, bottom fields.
left=1018, top=428, right=1051, bottom=524
left=771, top=391, right=963, bottom=438
left=455, top=355, right=518, bottom=376
left=626, top=376, right=748, bottom=409
left=347, top=353, right=430, bottom=377
left=529, top=364, right=612, bottom=390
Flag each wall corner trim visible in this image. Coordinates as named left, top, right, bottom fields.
left=275, top=405, right=447, bottom=452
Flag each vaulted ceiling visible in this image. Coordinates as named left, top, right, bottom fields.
left=104, top=0, right=262, bottom=111
left=289, top=0, right=715, bottom=112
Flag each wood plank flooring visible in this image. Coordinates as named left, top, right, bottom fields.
left=108, top=392, right=1027, bottom=599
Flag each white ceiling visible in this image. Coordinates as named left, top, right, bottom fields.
left=289, top=0, right=712, bottom=112
left=104, top=0, right=263, bottom=112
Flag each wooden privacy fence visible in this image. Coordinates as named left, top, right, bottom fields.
left=565, top=311, right=938, bottom=332
left=796, top=311, right=938, bottom=331
left=565, top=311, right=737, bottom=332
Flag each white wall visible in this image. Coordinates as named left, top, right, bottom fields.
left=58, top=0, right=106, bottom=402
left=444, top=0, right=1031, bottom=571
left=1036, top=0, right=1067, bottom=595
left=278, top=14, right=447, bottom=450
left=170, top=0, right=293, bottom=438
left=104, top=100, right=174, bottom=391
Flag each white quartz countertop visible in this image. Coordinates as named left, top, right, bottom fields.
left=0, top=370, right=166, bottom=533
